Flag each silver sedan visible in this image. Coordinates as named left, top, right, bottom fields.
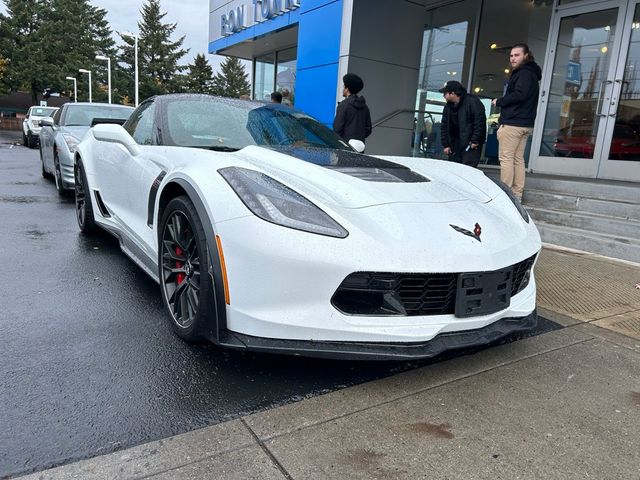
left=39, top=102, right=134, bottom=195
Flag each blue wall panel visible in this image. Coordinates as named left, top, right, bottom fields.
left=296, top=0, right=342, bottom=125
left=295, top=63, right=339, bottom=126
left=300, top=0, right=340, bottom=14
left=297, top=0, right=342, bottom=70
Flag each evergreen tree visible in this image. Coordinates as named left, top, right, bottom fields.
left=211, top=56, right=250, bottom=98
left=1, top=0, right=117, bottom=104
left=185, top=54, right=213, bottom=94
left=0, top=56, right=9, bottom=94
left=116, top=32, right=137, bottom=103
left=137, top=0, right=188, bottom=99
left=0, top=0, right=52, bottom=103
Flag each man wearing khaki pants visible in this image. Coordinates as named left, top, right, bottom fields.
left=492, top=43, right=542, bottom=200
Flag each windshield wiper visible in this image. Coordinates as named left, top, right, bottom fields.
left=189, top=145, right=240, bottom=152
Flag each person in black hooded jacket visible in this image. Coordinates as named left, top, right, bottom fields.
left=492, top=43, right=542, bottom=200
left=439, top=80, right=486, bottom=167
left=333, top=73, right=372, bottom=144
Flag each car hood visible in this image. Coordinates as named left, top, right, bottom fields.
left=233, top=145, right=495, bottom=209
left=59, top=125, right=90, bottom=139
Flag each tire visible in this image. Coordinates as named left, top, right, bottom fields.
left=22, top=132, right=28, bottom=147
left=159, top=196, right=215, bottom=342
left=26, top=132, right=36, bottom=149
left=40, top=145, right=51, bottom=179
left=53, top=152, right=69, bottom=196
left=74, top=159, right=97, bottom=234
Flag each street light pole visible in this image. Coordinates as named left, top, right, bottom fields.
left=121, top=32, right=139, bottom=106
left=95, top=55, right=112, bottom=104
left=65, top=76, right=77, bottom=102
left=78, top=69, right=92, bottom=103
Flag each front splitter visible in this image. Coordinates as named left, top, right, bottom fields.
left=217, top=311, right=541, bottom=361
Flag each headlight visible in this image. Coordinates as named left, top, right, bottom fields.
left=491, top=178, right=530, bottom=223
left=219, top=167, right=349, bottom=238
left=62, top=134, right=80, bottom=153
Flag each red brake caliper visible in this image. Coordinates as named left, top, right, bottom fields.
left=175, top=246, right=185, bottom=285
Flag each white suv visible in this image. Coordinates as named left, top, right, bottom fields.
left=22, top=106, right=59, bottom=148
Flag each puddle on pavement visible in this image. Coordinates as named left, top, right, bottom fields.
left=0, top=195, right=47, bottom=204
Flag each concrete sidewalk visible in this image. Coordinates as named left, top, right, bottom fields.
left=18, top=248, right=640, bottom=480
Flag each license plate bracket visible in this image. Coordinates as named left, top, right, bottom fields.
left=455, top=269, right=512, bottom=318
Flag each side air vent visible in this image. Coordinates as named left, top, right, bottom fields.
left=93, top=190, right=111, bottom=218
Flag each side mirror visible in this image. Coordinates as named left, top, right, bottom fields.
left=348, top=139, right=365, bottom=153
left=40, top=117, right=54, bottom=128
left=92, top=123, right=141, bottom=156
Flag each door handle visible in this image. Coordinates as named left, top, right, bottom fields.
left=595, top=79, right=615, bottom=116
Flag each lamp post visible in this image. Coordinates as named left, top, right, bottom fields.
left=121, top=31, right=139, bottom=106
left=95, top=55, right=111, bottom=104
left=65, top=76, right=77, bottom=102
left=78, top=69, right=92, bottom=103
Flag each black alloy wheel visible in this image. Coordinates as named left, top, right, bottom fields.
left=74, top=160, right=96, bottom=233
left=159, top=196, right=215, bottom=341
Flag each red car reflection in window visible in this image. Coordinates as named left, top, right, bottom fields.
left=554, top=124, right=640, bottom=160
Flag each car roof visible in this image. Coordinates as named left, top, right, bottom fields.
left=65, top=102, right=134, bottom=109
left=153, top=93, right=268, bottom=111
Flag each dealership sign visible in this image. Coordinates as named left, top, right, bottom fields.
left=221, top=0, right=301, bottom=36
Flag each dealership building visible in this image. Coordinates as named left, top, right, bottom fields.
left=210, top=0, right=640, bottom=261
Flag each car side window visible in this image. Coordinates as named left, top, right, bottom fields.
left=52, top=108, right=62, bottom=126
left=124, top=102, right=156, bottom=145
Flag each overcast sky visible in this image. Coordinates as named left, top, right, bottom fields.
left=1, top=0, right=229, bottom=71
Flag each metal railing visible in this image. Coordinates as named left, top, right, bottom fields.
left=372, top=108, right=443, bottom=129
left=372, top=104, right=446, bottom=158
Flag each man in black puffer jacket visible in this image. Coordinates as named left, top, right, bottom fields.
left=492, top=43, right=542, bottom=200
left=333, top=73, right=372, bottom=144
left=440, top=80, right=487, bottom=167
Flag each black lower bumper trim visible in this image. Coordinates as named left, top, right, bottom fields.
left=217, top=311, right=539, bottom=361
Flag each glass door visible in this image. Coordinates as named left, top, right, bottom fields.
left=532, top=3, right=624, bottom=177
left=532, top=0, right=640, bottom=181
left=598, top=0, right=640, bottom=180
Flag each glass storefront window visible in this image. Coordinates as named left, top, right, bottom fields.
left=254, top=53, right=275, bottom=102
left=606, top=4, right=640, bottom=162
left=254, top=48, right=297, bottom=105
left=471, top=0, right=552, bottom=165
left=413, top=0, right=478, bottom=158
left=276, top=47, right=296, bottom=106
left=539, top=9, right=618, bottom=159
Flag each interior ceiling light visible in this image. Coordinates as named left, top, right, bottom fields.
left=490, top=43, right=498, bottom=49
left=601, top=46, right=608, bottom=53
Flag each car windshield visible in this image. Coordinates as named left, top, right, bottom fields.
left=164, top=97, right=352, bottom=151
left=64, top=105, right=134, bottom=127
left=31, top=107, right=56, bottom=117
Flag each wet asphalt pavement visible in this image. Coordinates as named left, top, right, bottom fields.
left=0, top=130, right=560, bottom=479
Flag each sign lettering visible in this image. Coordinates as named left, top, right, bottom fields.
left=221, top=5, right=246, bottom=35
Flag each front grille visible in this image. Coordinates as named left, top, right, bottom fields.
left=332, top=254, right=537, bottom=317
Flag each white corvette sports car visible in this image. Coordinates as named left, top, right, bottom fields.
left=74, top=94, right=541, bottom=360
